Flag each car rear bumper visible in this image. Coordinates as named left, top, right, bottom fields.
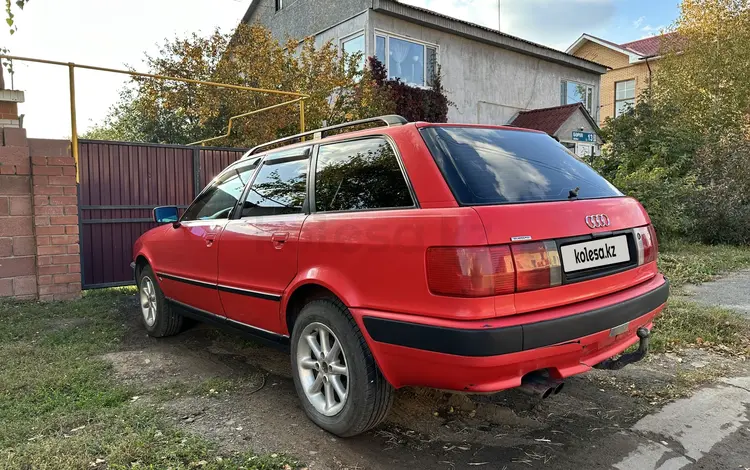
left=352, top=275, right=668, bottom=393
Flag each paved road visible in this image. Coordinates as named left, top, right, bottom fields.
left=612, top=376, right=750, bottom=470
left=683, top=269, right=750, bottom=316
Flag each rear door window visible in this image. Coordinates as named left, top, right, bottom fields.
left=241, top=152, right=310, bottom=217
left=314, top=138, right=414, bottom=212
left=420, top=127, right=622, bottom=205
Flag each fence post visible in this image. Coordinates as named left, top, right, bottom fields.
left=192, top=147, right=201, bottom=197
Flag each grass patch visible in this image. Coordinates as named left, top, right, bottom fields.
left=651, top=298, right=750, bottom=354
left=0, top=289, right=300, bottom=470
left=650, top=242, right=750, bottom=354
left=659, top=241, right=750, bottom=289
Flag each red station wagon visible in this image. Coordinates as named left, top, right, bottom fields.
left=132, top=115, right=668, bottom=437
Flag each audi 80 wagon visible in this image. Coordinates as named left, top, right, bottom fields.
left=132, top=115, right=668, bottom=437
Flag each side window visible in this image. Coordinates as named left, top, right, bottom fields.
left=182, top=158, right=259, bottom=221
left=315, top=138, right=414, bottom=212
left=241, top=155, right=309, bottom=217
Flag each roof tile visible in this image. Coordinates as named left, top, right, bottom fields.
left=620, top=32, right=678, bottom=57
left=509, top=103, right=583, bottom=135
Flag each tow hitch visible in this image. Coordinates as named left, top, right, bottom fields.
left=593, top=327, right=651, bottom=371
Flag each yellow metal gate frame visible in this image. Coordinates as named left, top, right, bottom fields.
left=0, top=54, right=309, bottom=180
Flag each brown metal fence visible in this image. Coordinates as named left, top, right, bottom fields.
left=78, top=140, right=247, bottom=288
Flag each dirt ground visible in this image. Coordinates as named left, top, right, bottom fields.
left=103, top=296, right=750, bottom=470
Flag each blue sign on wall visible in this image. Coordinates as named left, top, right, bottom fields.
left=572, top=131, right=596, bottom=142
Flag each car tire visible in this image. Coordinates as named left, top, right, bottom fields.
left=137, top=264, right=183, bottom=338
left=290, top=298, right=394, bottom=437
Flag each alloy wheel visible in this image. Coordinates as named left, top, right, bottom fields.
left=140, top=276, right=157, bottom=327
left=296, top=322, right=349, bottom=416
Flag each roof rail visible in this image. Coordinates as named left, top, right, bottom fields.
left=246, top=115, right=408, bottom=156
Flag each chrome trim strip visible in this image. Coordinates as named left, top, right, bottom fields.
left=157, top=272, right=216, bottom=288
left=217, top=284, right=282, bottom=301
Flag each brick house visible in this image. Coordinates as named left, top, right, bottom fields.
left=566, top=32, right=678, bottom=123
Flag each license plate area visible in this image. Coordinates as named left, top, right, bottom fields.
left=558, top=231, right=638, bottom=284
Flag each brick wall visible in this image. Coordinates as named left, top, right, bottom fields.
left=572, top=41, right=654, bottom=122
left=30, top=140, right=81, bottom=301
left=0, top=125, right=81, bottom=301
left=0, top=128, right=36, bottom=299
left=574, top=41, right=631, bottom=69
left=0, top=101, right=21, bottom=128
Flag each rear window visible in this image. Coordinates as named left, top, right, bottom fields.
left=420, top=127, right=622, bottom=205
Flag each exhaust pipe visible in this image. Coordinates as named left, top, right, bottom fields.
left=518, top=373, right=565, bottom=399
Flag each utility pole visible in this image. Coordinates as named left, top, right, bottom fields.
left=497, top=0, right=501, bottom=31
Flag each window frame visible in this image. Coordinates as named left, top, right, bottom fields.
left=235, top=146, right=314, bottom=220
left=180, top=157, right=262, bottom=223
left=374, top=29, right=439, bottom=88
left=309, top=135, right=419, bottom=215
left=561, top=79, right=595, bottom=115
left=340, top=30, right=366, bottom=72
left=614, top=79, right=636, bottom=117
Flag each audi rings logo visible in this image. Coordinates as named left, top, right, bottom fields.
left=585, top=214, right=611, bottom=229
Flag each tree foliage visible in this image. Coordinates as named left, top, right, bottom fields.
left=84, top=24, right=451, bottom=147
left=5, top=0, right=27, bottom=35
left=596, top=0, right=750, bottom=245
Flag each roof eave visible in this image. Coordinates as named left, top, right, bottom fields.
left=567, top=34, right=645, bottom=65
left=242, top=0, right=260, bottom=24
left=372, top=0, right=606, bottom=75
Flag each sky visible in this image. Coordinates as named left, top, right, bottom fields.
left=3, top=0, right=679, bottom=139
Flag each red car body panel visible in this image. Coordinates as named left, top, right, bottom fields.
left=218, top=214, right=306, bottom=333
left=351, top=273, right=666, bottom=391
left=133, top=122, right=669, bottom=394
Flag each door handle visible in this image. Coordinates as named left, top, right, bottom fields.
left=272, top=232, right=289, bottom=249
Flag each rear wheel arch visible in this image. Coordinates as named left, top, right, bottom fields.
left=285, top=283, right=341, bottom=335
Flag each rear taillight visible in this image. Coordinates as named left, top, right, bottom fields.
left=426, top=246, right=515, bottom=297
left=511, top=241, right=562, bottom=292
left=426, top=241, right=563, bottom=297
left=634, top=225, right=658, bottom=265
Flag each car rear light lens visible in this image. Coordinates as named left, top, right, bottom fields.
left=511, top=241, right=562, bottom=292
left=634, top=225, right=657, bottom=265
left=426, top=241, right=562, bottom=297
left=648, top=225, right=659, bottom=262
left=426, top=246, right=515, bottom=297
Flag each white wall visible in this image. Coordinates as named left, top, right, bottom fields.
left=369, top=11, right=601, bottom=125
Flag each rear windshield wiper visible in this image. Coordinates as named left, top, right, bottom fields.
left=568, top=187, right=580, bottom=200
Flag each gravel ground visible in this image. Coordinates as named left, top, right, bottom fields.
left=103, top=297, right=750, bottom=470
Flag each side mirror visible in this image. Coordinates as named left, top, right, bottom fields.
left=153, top=206, right=180, bottom=226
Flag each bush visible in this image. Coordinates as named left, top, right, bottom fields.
left=367, top=57, right=451, bottom=123
left=688, top=136, right=750, bottom=244
left=595, top=97, right=750, bottom=245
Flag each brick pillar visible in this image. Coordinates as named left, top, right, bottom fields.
left=30, top=139, right=81, bottom=301
left=0, top=126, right=37, bottom=299
left=0, top=89, right=82, bottom=302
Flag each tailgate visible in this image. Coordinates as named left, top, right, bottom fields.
left=473, top=197, right=657, bottom=315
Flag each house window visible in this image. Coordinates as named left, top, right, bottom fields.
left=615, top=79, right=636, bottom=117
left=375, top=33, right=438, bottom=87
left=275, top=0, right=283, bottom=11
left=561, top=80, right=594, bottom=115
left=342, top=33, right=366, bottom=72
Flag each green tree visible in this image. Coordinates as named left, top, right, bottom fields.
left=596, top=0, right=750, bottom=244
left=83, top=24, right=393, bottom=147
